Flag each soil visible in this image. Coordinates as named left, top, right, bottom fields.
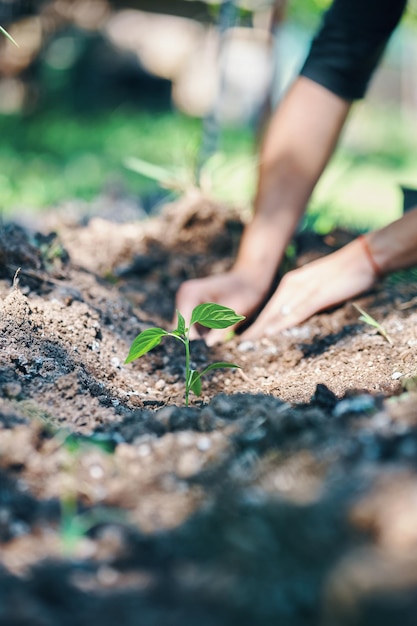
left=1, top=191, right=417, bottom=626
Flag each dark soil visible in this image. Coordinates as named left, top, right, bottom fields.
left=1, top=192, right=417, bottom=626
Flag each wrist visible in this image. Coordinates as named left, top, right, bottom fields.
left=232, top=218, right=286, bottom=298
left=365, top=209, right=417, bottom=275
left=357, top=234, right=383, bottom=279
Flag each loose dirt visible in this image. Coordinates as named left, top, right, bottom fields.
left=0, top=192, right=417, bottom=626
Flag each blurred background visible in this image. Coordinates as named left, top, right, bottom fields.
left=0, top=0, right=417, bottom=230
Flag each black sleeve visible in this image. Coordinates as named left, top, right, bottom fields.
left=299, top=0, right=407, bottom=100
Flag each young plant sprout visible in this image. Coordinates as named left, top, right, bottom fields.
left=0, top=26, right=19, bottom=47
left=125, top=303, right=245, bottom=406
left=353, top=303, right=393, bottom=345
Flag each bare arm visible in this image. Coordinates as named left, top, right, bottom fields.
left=175, top=0, right=411, bottom=343
left=233, top=76, right=351, bottom=297
left=176, top=77, right=417, bottom=342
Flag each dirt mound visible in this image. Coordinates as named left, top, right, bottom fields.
left=1, top=193, right=417, bottom=625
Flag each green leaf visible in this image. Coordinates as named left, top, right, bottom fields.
left=190, top=303, right=245, bottom=329
left=175, top=310, right=186, bottom=336
left=125, top=327, right=168, bottom=363
left=0, top=26, right=19, bottom=47
left=124, top=157, right=176, bottom=183
left=125, top=157, right=193, bottom=193
left=199, top=361, right=241, bottom=378
left=188, top=369, right=202, bottom=396
left=353, top=303, right=393, bottom=345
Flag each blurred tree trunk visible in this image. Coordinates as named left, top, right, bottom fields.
left=256, top=0, right=288, bottom=141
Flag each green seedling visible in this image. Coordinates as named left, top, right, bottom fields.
left=56, top=431, right=123, bottom=555
left=60, top=495, right=125, bottom=556
left=125, top=303, right=245, bottom=406
left=125, top=151, right=257, bottom=199
left=0, top=26, right=18, bottom=47
left=353, top=303, right=393, bottom=345
left=124, top=156, right=192, bottom=194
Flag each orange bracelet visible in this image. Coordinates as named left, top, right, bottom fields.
left=358, top=234, right=382, bottom=278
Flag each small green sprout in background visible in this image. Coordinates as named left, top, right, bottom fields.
left=60, top=496, right=124, bottom=556
left=125, top=151, right=257, bottom=205
left=125, top=303, right=245, bottom=406
left=0, top=26, right=19, bottom=47
left=353, top=303, right=393, bottom=345
left=57, top=431, right=123, bottom=555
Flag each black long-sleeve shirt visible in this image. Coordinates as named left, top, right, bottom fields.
left=300, top=0, right=408, bottom=100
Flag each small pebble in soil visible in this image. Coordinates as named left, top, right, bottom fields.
left=197, top=436, right=212, bottom=451
left=137, top=443, right=151, bottom=457
left=262, top=345, right=278, bottom=356
left=238, top=340, right=255, bottom=353
left=283, top=325, right=311, bottom=339
left=391, top=371, right=403, bottom=380
left=89, top=464, right=104, bottom=479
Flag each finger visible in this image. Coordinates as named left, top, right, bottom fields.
left=241, top=300, right=299, bottom=339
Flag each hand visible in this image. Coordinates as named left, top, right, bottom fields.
left=175, top=270, right=267, bottom=345
left=242, top=238, right=377, bottom=339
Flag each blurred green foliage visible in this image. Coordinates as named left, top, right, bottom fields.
left=307, top=104, right=417, bottom=232
left=0, top=110, right=254, bottom=213
left=0, top=102, right=416, bottom=235
left=286, top=0, right=330, bottom=25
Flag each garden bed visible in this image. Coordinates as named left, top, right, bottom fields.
left=0, top=192, right=417, bottom=626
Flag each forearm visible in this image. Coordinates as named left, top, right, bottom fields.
left=233, top=77, right=351, bottom=294
left=367, top=207, right=417, bottom=275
